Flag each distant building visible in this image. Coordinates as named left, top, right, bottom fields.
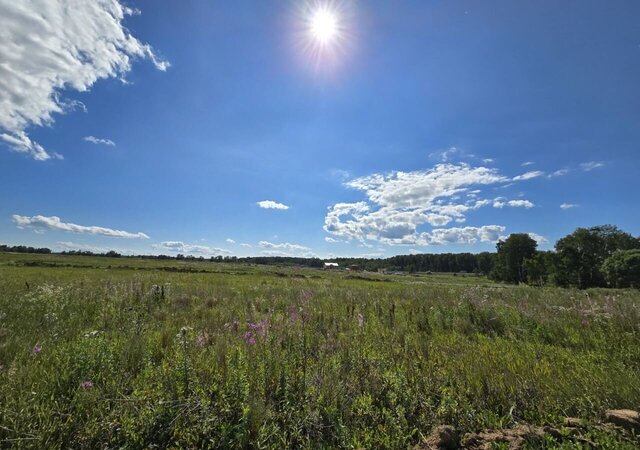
left=324, top=262, right=339, bottom=270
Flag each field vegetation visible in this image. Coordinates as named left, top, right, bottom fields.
left=0, top=252, right=639, bottom=449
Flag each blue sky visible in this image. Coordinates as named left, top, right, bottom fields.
left=1, top=0, right=638, bottom=258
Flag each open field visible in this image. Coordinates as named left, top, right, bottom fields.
left=0, top=252, right=639, bottom=449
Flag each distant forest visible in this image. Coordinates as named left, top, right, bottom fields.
left=2, top=224, right=639, bottom=289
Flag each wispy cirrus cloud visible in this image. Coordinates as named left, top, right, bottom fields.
left=257, top=200, right=290, bottom=210
left=12, top=214, right=149, bottom=239
left=580, top=161, right=605, bottom=171
left=560, top=203, right=578, bottom=210
left=84, top=136, right=115, bottom=147
left=0, top=1, right=168, bottom=160
left=512, top=170, right=545, bottom=181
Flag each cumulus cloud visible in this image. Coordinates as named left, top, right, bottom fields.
left=56, top=241, right=133, bottom=254
left=324, top=163, right=515, bottom=246
left=153, top=241, right=230, bottom=255
left=226, top=238, right=236, bottom=244
left=0, top=0, right=168, bottom=160
left=84, top=136, right=115, bottom=146
left=560, top=203, right=578, bottom=210
left=257, top=200, right=290, bottom=210
left=258, top=241, right=310, bottom=252
left=580, top=161, right=604, bottom=171
left=12, top=214, right=149, bottom=239
left=527, top=233, right=549, bottom=245
left=493, top=198, right=535, bottom=209
left=512, top=170, right=545, bottom=181
left=240, top=243, right=252, bottom=248
left=258, top=241, right=316, bottom=257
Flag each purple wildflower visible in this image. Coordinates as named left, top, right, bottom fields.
left=32, top=343, right=42, bottom=355
left=243, top=331, right=256, bottom=345
left=247, top=320, right=269, bottom=336
left=80, top=380, right=94, bottom=389
left=196, top=334, right=207, bottom=347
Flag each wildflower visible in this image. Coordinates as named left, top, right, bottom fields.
left=196, top=333, right=206, bottom=347
left=357, top=313, right=364, bottom=328
left=247, top=320, right=269, bottom=336
left=301, top=289, right=314, bottom=300
left=243, top=331, right=256, bottom=345
left=32, top=343, right=42, bottom=355
left=581, top=318, right=589, bottom=327
left=80, top=380, right=94, bottom=389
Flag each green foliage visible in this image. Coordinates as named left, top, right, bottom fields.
left=0, top=253, right=638, bottom=449
left=602, top=249, right=640, bottom=288
left=491, top=234, right=537, bottom=284
left=556, top=225, right=640, bottom=289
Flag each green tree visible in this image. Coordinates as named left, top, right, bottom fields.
left=491, top=234, right=538, bottom=283
left=602, top=249, right=640, bottom=288
left=555, top=225, right=639, bottom=288
left=524, top=251, right=556, bottom=287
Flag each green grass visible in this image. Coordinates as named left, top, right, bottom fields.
left=0, top=252, right=638, bottom=449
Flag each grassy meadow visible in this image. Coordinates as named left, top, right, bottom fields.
left=0, top=252, right=639, bottom=449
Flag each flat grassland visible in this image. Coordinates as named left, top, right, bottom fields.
left=0, top=253, right=638, bottom=449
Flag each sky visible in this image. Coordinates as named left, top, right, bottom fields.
left=1, top=0, right=639, bottom=259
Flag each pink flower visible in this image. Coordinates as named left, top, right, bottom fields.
left=243, top=331, right=256, bottom=345
left=80, top=380, right=94, bottom=389
left=196, top=334, right=206, bottom=347
left=247, top=320, right=269, bottom=336
left=32, top=343, right=42, bottom=355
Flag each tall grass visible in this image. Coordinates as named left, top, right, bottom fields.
left=0, top=254, right=638, bottom=449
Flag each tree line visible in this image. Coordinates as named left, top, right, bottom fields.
left=2, top=224, right=638, bottom=288
left=491, top=225, right=640, bottom=288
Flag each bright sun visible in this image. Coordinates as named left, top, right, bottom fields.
left=309, top=8, right=339, bottom=45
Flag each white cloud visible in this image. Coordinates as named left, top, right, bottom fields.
left=0, top=132, right=63, bottom=161
left=329, top=168, right=351, bottom=180
left=0, top=1, right=168, bottom=160
left=257, top=200, right=290, bottom=210
left=528, top=233, right=549, bottom=245
left=324, top=163, right=515, bottom=246
left=549, top=169, right=569, bottom=177
left=512, top=170, right=545, bottom=181
left=521, top=161, right=534, bottom=166
left=226, top=238, right=236, bottom=244
left=492, top=198, right=534, bottom=209
left=84, top=136, right=115, bottom=146
left=560, top=203, right=578, bottom=210
left=325, top=236, right=341, bottom=243
left=55, top=241, right=133, bottom=254
left=240, top=243, right=252, bottom=248
left=153, top=241, right=230, bottom=255
left=258, top=241, right=310, bottom=252
left=258, top=241, right=316, bottom=257
left=12, top=214, right=149, bottom=239
left=580, top=161, right=604, bottom=171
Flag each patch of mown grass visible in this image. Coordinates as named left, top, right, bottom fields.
left=0, top=253, right=638, bottom=448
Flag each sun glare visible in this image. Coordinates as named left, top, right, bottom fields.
left=309, top=8, right=338, bottom=45
left=294, top=1, right=355, bottom=71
